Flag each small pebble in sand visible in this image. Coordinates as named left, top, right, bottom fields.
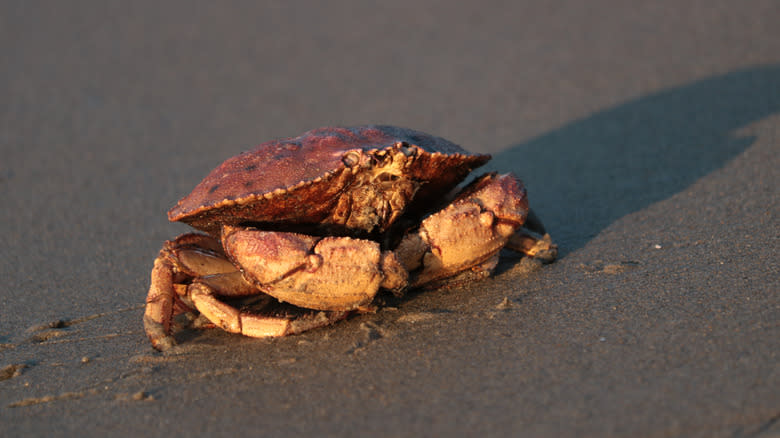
left=0, top=364, right=26, bottom=381
left=132, top=391, right=153, bottom=401
left=496, top=297, right=513, bottom=310
left=116, top=391, right=154, bottom=402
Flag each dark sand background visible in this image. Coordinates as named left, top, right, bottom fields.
left=1, top=1, right=778, bottom=436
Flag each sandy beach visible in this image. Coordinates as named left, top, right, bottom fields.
left=1, top=1, right=778, bottom=436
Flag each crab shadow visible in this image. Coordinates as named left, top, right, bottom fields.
left=488, top=65, right=780, bottom=256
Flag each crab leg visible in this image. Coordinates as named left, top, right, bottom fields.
left=504, top=207, right=558, bottom=262
left=144, top=254, right=179, bottom=351
left=187, top=282, right=350, bottom=338
left=506, top=228, right=558, bottom=263
left=144, top=233, right=246, bottom=350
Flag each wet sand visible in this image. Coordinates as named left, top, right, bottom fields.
left=1, top=2, right=778, bottom=436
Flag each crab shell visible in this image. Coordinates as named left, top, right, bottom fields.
left=168, top=125, right=491, bottom=237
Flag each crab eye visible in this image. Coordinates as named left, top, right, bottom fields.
left=376, top=172, right=400, bottom=182
left=342, top=151, right=361, bottom=167
left=398, top=142, right=415, bottom=157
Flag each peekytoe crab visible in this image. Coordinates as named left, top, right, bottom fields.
left=144, top=125, right=557, bottom=350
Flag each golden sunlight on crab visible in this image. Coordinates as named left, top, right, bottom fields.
left=145, top=125, right=557, bottom=350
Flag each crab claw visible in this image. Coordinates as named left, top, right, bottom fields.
left=395, top=172, right=551, bottom=287
left=221, top=226, right=408, bottom=311
left=144, top=232, right=376, bottom=351
left=144, top=255, right=179, bottom=351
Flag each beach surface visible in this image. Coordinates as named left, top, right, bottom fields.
left=1, top=1, right=778, bottom=436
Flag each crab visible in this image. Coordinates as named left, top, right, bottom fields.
left=144, top=125, right=556, bottom=350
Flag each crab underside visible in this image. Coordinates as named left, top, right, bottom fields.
left=144, top=126, right=557, bottom=351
